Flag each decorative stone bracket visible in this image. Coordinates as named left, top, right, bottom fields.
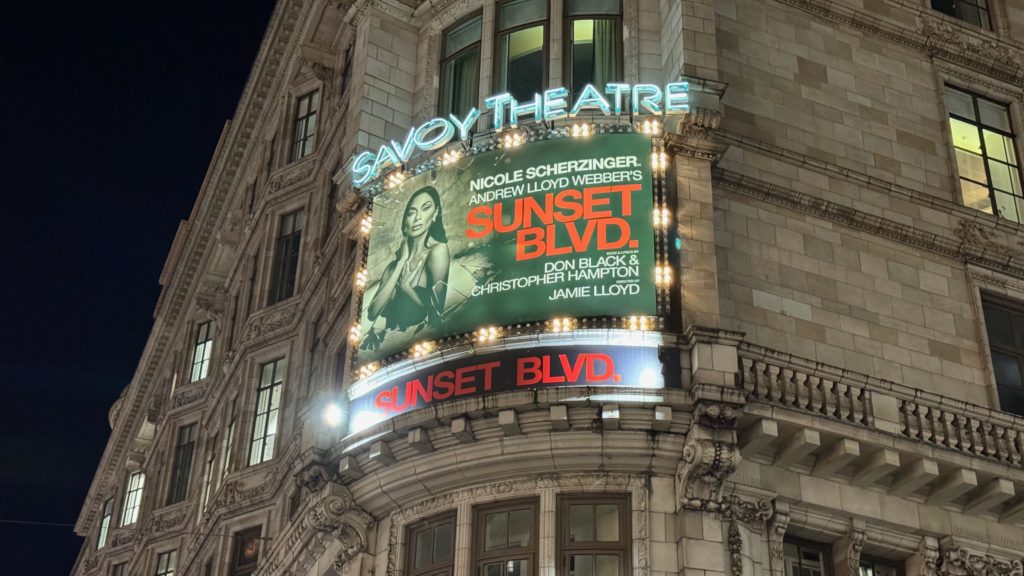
left=938, top=538, right=1024, bottom=576
left=676, top=410, right=742, bottom=512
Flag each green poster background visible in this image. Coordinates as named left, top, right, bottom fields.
left=357, top=133, right=655, bottom=363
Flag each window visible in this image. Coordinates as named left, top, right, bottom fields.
left=155, top=550, right=177, bottom=576
left=249, top=359, right=285, bottom=466
left=946, top=85, right=1022, bottom=221
left=783, top=540, right=830, bottom=576
left=231, top=526, right=263, bottom=576
left=204, top=560, right=214, bottom=576
left=931, top=0, right=991, bottom=29
left=290, top=91, right=319, bottom=161
left=407, top=513, right=456, bottom=576
left=496, top=0, right=548, bottom=102
left=983, top=296, right=1024, bottom=415
left=558, top=496, right=629, bottom=576
left=111, top=563, right=127, bottom=576
left=268, top=209, right=305, bottom=305
left=859, top=557, right=902, bottom=576
left=166, top=424, right=197, bottom=505
left=199, top=443, right=216, bottom=514
left=96, top=498, right=113, bottom=549
left=220, top=398, right=238, bottom=481
left=474, top=500, right=537, bottom=576
left=441, top=14, right=482, bottom=118
left=565, top=0, right=621, bottom=98
left=121, top=471, right=145, bottom=526
left=190, top=322, right=214, bottom=382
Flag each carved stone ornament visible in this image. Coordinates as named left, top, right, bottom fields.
left=269, top=160, right=317, bottom=193
left=695, top=401, right=742, bottom=429
left=911, top=536, right=940, bottom=576
left=919, top=20, right=1020, bottom=72
left=675, top=106, right=722, bottom=141
left=677, top=424, right=741, bottom=511
left=955, top=220, right=1023, bottom=259
left=296, top=458, right=338, bottom=493
left=170, top=383, right=205, bottom=410
left=721, top=494, right=773, bottom=531
left=84, top=554, right=100, bottom=572
left=727, top=519, right=744, bottom=576
left=195, top=283, right=228, bottom=319
left=767, top=503, right=791, bottom=576
left=841, top=526, right=866, bottom=576
left=148, top=502, right=193, bottom=535
left=308, top=483, right=373, bottom=572
left=243, top=304, right=298, bottom=343
left=938, top=542, right=1024, bottom=576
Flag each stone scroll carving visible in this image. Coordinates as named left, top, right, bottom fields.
left=938, top=540, right=1024, bottom=576
left=767, top=502, right=792, bottom=576
left=676, top=402, right=742, bottom=511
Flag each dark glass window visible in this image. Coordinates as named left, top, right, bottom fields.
left=931, top=0, right=991, bottom=29
left=408, top=513, right=456, bottom=576
left=111, top=563, right=127, bottom=576
left=249, top=359, right=285, bottom=466
left=474, top=500, right=537, bottom=576
left=946, top=86, right=1022, bottom=222
left=155, top=550, right=177, bottom=576
left=204, top=559, right=214, bottom=576
left=441, top=14, right=482, bottom=118
left=191, top=322, right=213, bottom=382
left=121, top=471, right=145, bottom=526
left=859, top=557, right=903, bottom=576
left=783, top=539, right=830, bottom=576
left=268, top=209, right=305, bottom=305
left=290, top=91, right=319, bottom=161
left=983, top=296, right=1024, bottom=415
left=96, top=498, right=113, bottom=549
left=565, top=0, right=621, bottom=98
left=496, top=0, right=548, bottom=102
left=220, top=397, right=238, bottom=481
left=166, top=424, right=197, bottom=505
left=559, top=495, right=629, bottom=576
left=231, top=526, right=263, bottom=576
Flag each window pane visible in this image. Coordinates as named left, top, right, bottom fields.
left=993, top=351, right=1023, bottom=388
left=979, top=100, right=1011, bottom=131
left=957, top=2, right=983, bottom=26
left=999, top=385, right=1024, bottom=415
left=860, top=565, right=874, bottom=576
left=984, top=305, right=1014, bottom=347
left=485, top=511, right=508, bottom=551
left=875, top=565, right=899, bottom=576
left=955, top=149, right=988, bottom=184
left=445, top=15, right=482, bottom=57
left=571, top=555, right=595, bottom=576
left=508, top=508, right=532, bottom=547
left=595, top=504, right=619, bottom=541
left=499, top=26, right=545, bottom=102
left=415, top=530, right=433, bottom=569
left=434, top=521, right=454, bottom=563
left=595, top=555, right=619, bottom=576
left=950, top=118, right=981, bottom=153
left=570, top=504, right=594, bottom=542
left=994, top=191, right=1020, bottom=222
left=945, top=86, right=975, bottom=120
left=567, top=0, right=620, bottom=15
left=499, top=0, right=547, bottom=30
left=984, top=131, right=1016, bottom=164
left=443, top=48, right=480, bottom=117
left=509, top=559, right=529, bottom=576
left=960, top=179, right=993, bottom=213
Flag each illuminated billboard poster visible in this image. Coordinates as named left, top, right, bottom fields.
left=347, top=345, right=674, bottom=434
left=356, top=133, right=656, bottom=363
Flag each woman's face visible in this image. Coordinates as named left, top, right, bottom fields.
left=404, top=191, right=437, bottom=239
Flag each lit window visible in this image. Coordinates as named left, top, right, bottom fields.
left=121, top=471, right=145, bottom=526
left=166, top=424, right=197, bottom=505
left=155, top=550, right=177, bottom=576
left=290, top=91, right=319, bottom=161
left=946, top=85, right=1022, bottom=222
left=441, top=14, right=482, bottom=118
left=96, top=498, right=113, bottom=549
left=565, top=0, right=621, bottom=98
left=559, top=496, right=629, bottom=576
left=407, top=513, right=456, bottom=576
left=268, top=209, right=305, bottom=305
left=496, top=0, right=548, bottom=102
left=475, top=500, right=537, bottom=576
left=249, top=359, right=285, bottom=466
left=190, top=322, right=213, bottom=382
left=231, top=526, right=263, bottom=576
left=931, top=0, right=991, bottom=29
left=782, top=540, right=828, bottom=576
left=982, top=296, right=1024, bottom=415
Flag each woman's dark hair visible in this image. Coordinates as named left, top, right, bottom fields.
left=400, top=185, right=447, bottom=243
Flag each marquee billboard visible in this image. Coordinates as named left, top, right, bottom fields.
left=356, top=133, right=656, bottom=363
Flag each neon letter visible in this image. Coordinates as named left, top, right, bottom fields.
left=631, top=84, right=662, bottom=115
left=569, top=84, right=612, bottom=117
left=484, top=93, right=514, bottom=130
left=664, top=82, right=690, bottom=114
left=413, top=118, right=455, bottom=151
left=449, top=108, right=481, bottom=141
left=510, top=94, right=543, bottom=128
left=351, top=151, right=376, bottom=188
left=605, top=83, right=631, bottom=115
left=542, top=87, right=569, bottom=121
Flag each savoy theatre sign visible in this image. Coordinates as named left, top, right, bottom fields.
left=349, top=82, right=691, bottom=187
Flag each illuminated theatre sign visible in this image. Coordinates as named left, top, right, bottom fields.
left=355, top=132, right=660, bottom=363
left=349, top=82, right=690, bottom=187
left=347, top=345, right=675, bottom=434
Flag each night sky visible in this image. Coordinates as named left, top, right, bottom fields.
left=1, top=2, right=276, bottom=573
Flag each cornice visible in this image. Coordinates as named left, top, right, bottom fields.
left=75, top=0, right=313, bottom=536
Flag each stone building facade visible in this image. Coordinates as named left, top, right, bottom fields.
left=71, top=0, right=1024, bottom=576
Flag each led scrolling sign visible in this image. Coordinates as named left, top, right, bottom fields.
left=349, top=82, right=691, bottom=187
